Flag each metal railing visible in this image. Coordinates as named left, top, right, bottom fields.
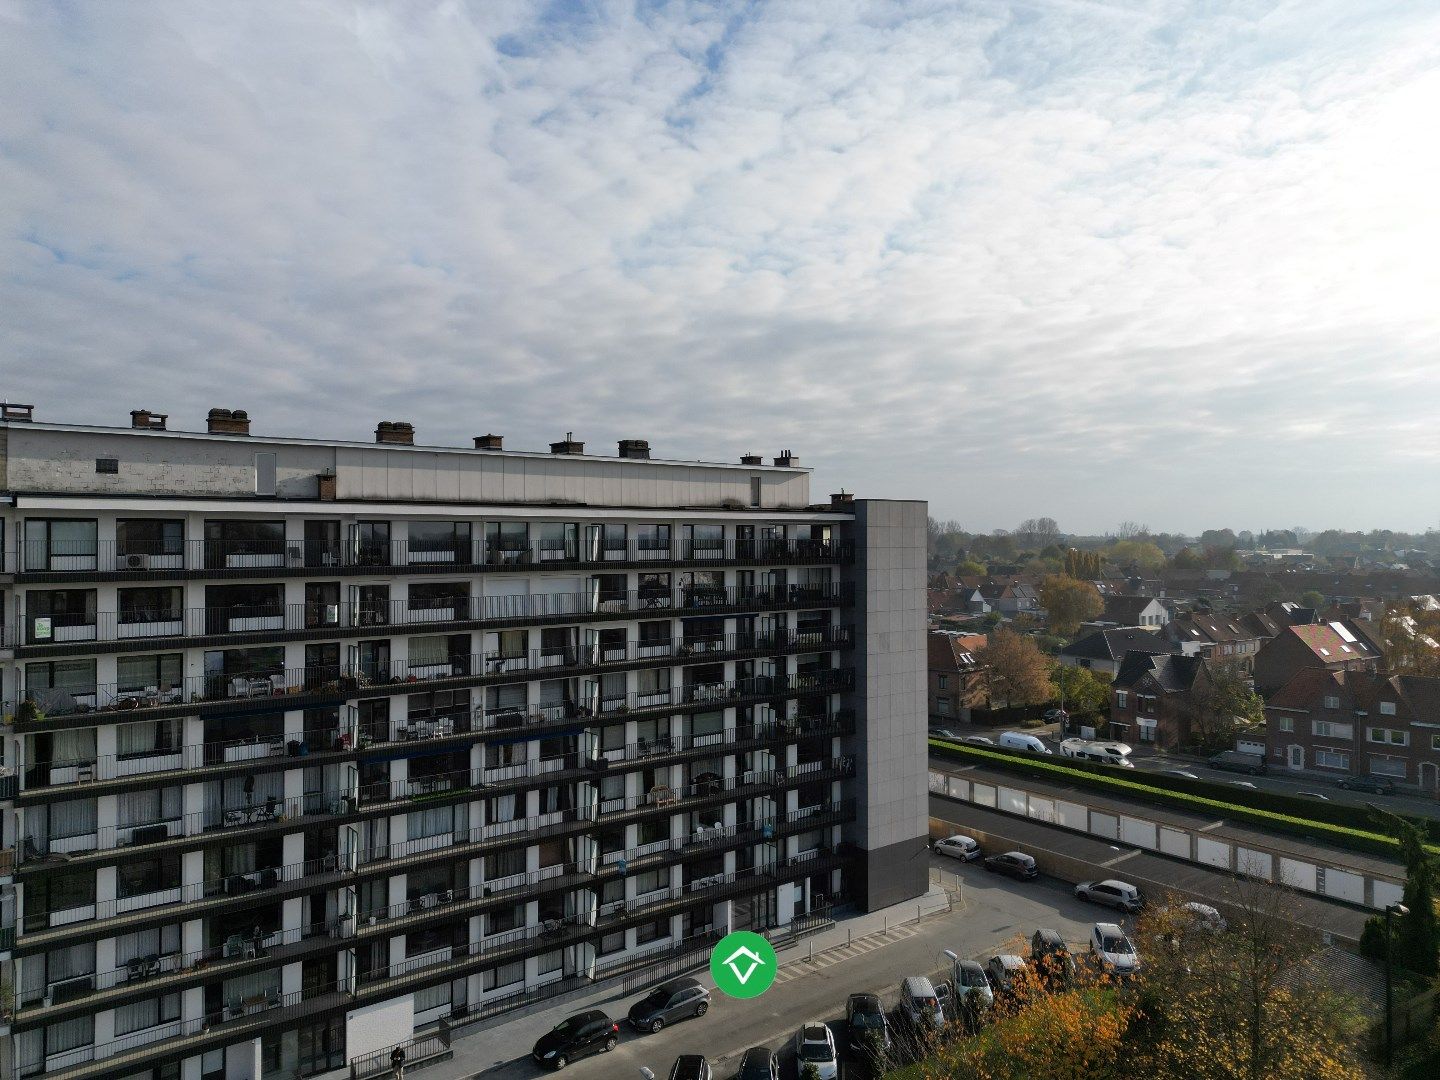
left=10, top=536, right=851, bottom=576
left=16, top=585, right=850, bottom=651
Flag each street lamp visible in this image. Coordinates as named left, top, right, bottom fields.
left=1384, top=902, right=1410, bottom=1069
left=640, top=1069, right=656, bottom=1080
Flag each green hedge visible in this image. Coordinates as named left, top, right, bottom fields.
left=927, top=739, right=1435, bottom=861
left=931, top=738, right=1440, bottom=845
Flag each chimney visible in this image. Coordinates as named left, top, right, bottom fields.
left=130, top=409, right=168, bottom=431
left=618, top=439, right=650, bottom=460
left=1, top=402, right=35, bottom=422
left=830, top=490, right=854, bottom=511
left=375, top=421, right=414, bottom=445
left=317, top=469, right=337, bottom=501
left=773, top=450, right=799, bottom=467
left=740, top=453, right=763, bottom=466
left=207, top=408, right=250, bottom=436
left=474, top=434, right=504, bottom=450
left=550, top=432, right=584, bottom=455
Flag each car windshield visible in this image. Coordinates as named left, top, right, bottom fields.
left=800, top=1043, right=834, bottom=1062
left=960, top=968, right=988, bottom=988
left=551, top=1016, right=585, bottom=1036
left=853, top=1011, right=884, bottom=1028
left=641, top=989, right=669, bottom=1007
left=1103, top=936, right=1132, bottom=954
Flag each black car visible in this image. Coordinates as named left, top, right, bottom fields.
left=668, top=1054, right=712, bottom=1080
left=845, top=992, right=891, bottom=1054
left=531, top=1009, right=618, bottom=1070
left=983, top=851, right=1039, bottom=880
left=735, top=1045, right=779, bottom=1080
left=1337, top=774, right=1397, bottom=795
left=1030, top=928, right=1078, bottom=988
left=627, top=977, right=711, bottom=1034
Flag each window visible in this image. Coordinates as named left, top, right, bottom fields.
left=113, top=993, right=181, bottom=1035
left=117, top=519, right=184, bottom=557
left=1368, top=727, right=1408, bottom=747
left=1323, top=696, right=1340, bottom=709
left=1276, top=716, right=1294, bottom=733
left=1312, top=721, right=1352, bottom=740
left=117, top=854, right=181, bottom=898
left=1114, top=691, right=1127, bottom=709
left=750, top=477, right=762, bottom=507
left=254, top=452, right=277, bottom=496
left=409, top=521, right=471, bottom=560
left=95, top=457, right=119, bottom=474
left=1314, top=749, right=1349, bottom=769
left=117, top=653, right=183, bottom=696
left=1370, top=756, right=1407, bottom=778
left=536, top=949, right=564, bottom=975
left=635, top=917, right=671, bottom=945
left=26, top=589, right=97, bottom=641
left=26, top=659, right=97, bottom=706
left=937, top=675, right=948, bottom=690
left=116, top=718, right=182, bottom=757
left=937, top=699, right=951, bottom=715
left=1433, top=733, right=1440, bottom=752
left=118, top=587, right=183, bottom=625
left=483, top=960, right=525, bottom=991
left=1380, top=701, right=1397, bottom=716
left=538, top=522, right=579, bottom=561
left=414, top=982, right=451, bottom=1013
left=24, top=519, right=98, bottom=570
left=203, top=519, right=284, bottom=562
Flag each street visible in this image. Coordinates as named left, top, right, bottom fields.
left=440, top=855, right=1107, bottom=1079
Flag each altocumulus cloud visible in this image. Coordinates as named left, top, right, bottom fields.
left=2, top=0, right=1439, bottom=531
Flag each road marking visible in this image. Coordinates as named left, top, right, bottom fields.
left=1101, top=848, right=1142, bottom=868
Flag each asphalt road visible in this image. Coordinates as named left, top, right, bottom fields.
left=933, top=722, right=1440, bottom=821
left=442, top=858, right=1107, bottom=1080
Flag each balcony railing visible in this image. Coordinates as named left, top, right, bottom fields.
left=10, top=536, right=852, bottom=577
left=16, top=585, right=850, bottom=651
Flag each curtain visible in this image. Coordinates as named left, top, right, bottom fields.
left=51, top=728, right=96, bottom=766
left=113, top=998, right=159, bottom=1036
left=407, top=636, right=447, bottom=667
left=45, top=1016, right=94, bottom=1054
left=410, top=806, right=454, bottom=840
left=49, top=799, right=97, bottom=840
left=414, top=982, right=450, bottom=1012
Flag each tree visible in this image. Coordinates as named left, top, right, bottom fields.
left=956, top=559, right=987, bottom=578
left=799, top=1063, right=822, bottom=1080
left=1040, top=575, right=1103, bottom=636
left=1014, top=517, right=1062, bottom=551
left=1064, top=548, right=1103, bottom=579
left=1107, top=539, right=1166, bottom=572
left=1116, top=521, right=1150, bottom=539
left=1170, top=548, right=1205, bottom=570
left=983, top=629, right=1053, bottom=708
left=1131, top=882, right=1368, bottom=1080
left=1363, top=807, right=1440, bottom=979
left=1179, top=661, right=1264, bottom=751
left=1378, top=604, right=1440, bottom=678
left=1053, top=665, right=1110, bottom=719
left=1299, top=590, right=1325, bottom=610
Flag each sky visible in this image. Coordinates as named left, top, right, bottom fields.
left=3, top=0, right=1439, bottom=535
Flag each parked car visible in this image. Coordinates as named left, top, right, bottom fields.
left=845, top=992, right=891, bottom=1054
left=627, top=977, right=710, bottom=1033
left=1060, top=738, right=1134, bottom=767
left=983, top=851, right=1039, bottom=880
left=735, top=1046, right=779, bottom=1080
left=930, top=727, right=962, bottom=740
left=950, top=957, right=994, bottom=1013
left=1074, top=879, right=1143, bottom=913
left=1090, top=922, right=1141, bottom=977
left=1207, top=750, right=1267, bottom=776
left=793, top=1022, right=839, bottom=1080
left=998, top=731, right=1052, bottom=754
left=531, top=1009, right=619, bottom=1070
left=1030, top=928, right=1078, bottom=987
left=985, top=954, right=1029, bottom=996
left=934, top=833, right=982, bottom=861
left=962, top=735, right=995, bottom=746
left=668, top=1054, right=712, bottom=1080
left=1231, top=780, right=1258, bottom=789
left=897, top=976, right=946, bottom=1028
left=1162, top=769, right=1199, bottom=779
left=1338, top=774, right=1396, bottom=795
left=1043, top=708, right=1069, bottom=723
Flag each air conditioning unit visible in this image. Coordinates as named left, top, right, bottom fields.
left=118, top=552, right=150, bottom=570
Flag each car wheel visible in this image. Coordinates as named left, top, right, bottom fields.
left=1077, top=889, right=1089, bottom=901
left=553, top=1056, right=567, bottom=1070
left=695, top=1001, right=708, bottom=1017
left=603, top=1037, right=617, bottom=1052
left=650, top=1019, right=664, bottom=1034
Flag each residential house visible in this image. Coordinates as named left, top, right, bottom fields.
left=1100, top=594, right=1170, bottom=629
left=1057, top=627, right=1176, bottom=678
left=1109, top=652, right=1212, bottom=749
left=1164, top=611, right=1265, bottom=674
left=1252, top=621, right=1381, bottom=696
left=1264, top=669, right=1440, bottom=794
left=928, top=631, right=987, bottom=724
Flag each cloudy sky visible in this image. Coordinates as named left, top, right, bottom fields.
left=3, top=1, right=1438, bottom=534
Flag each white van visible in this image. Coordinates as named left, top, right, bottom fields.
left=898, top=976, right=945, bottom=1027
left=998, top=731, right=1051, bottom=754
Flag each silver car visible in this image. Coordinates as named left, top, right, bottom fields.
left=792, top=1022, right=838, bottom=1080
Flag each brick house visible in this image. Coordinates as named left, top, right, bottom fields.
left=1109, top=652, right=1212, bottom=749
left=928, top=630, right=987, bottom=724
left=1252, top=621, right=1381, bottom=696
left=1165, top=611, right=1266, bottom=674
left=1265, top=669, right=1440, bottom=794
left=1101, top=594, right=1170, bottom=629
left=1058, top=626, right=1176, bottom=678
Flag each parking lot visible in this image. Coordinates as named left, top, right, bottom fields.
left=446, top=851, right=1112, bottom=1079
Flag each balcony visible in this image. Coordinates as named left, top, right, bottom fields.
left=14, top=585, right=852, bottom=660
left=10, top=536, right=853, bottom=583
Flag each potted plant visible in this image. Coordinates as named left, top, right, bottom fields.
left=16, top=698, right=41, bottom=724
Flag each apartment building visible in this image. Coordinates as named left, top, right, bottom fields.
left=0, top=403, right=929, bottom=1080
